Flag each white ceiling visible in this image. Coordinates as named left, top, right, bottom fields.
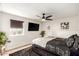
left=0, top=3, right=79, bottom=21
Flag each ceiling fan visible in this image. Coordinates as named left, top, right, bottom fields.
left=37, top=13, right=53, bottom=21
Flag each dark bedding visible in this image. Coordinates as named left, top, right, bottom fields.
left=46, top=38, right=70, bottom=56
left=32, top=38, right=70, bottom=56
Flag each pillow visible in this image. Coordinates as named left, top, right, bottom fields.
left=72, top=34, right=79, bottom=50
left=65, top=34, right=75, bottom=48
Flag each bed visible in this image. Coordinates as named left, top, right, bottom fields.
left=32, top=36, right=70, bottom=56
left=32, top=34, right=79, bottom=56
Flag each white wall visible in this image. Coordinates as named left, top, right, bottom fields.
left=0, top=4, right=3, bottom=30
left=0, top=11, right=42, bottom=50
left=42, top=15, right=79, bottom=38
left=0, top=12, right=3, bottom=31
left=0, top=3, right=2, bottom=11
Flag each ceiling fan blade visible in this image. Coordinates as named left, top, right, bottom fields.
left=46, top=19, right=52, bottom=20
left=46, top=15, right=52, bottom=19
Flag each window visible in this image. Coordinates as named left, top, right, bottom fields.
left=10, top=19, right=24, bottom=36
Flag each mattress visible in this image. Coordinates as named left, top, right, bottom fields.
left=32, top=36, right=56, bottom=48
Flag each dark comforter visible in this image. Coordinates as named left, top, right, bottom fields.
left=46, top=38, right=70, bottom=56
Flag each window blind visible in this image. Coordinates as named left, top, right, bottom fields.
left=10, top=19, right=24, bottom=28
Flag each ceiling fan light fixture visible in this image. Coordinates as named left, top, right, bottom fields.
left=42, top=19, right=46, bottom=21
